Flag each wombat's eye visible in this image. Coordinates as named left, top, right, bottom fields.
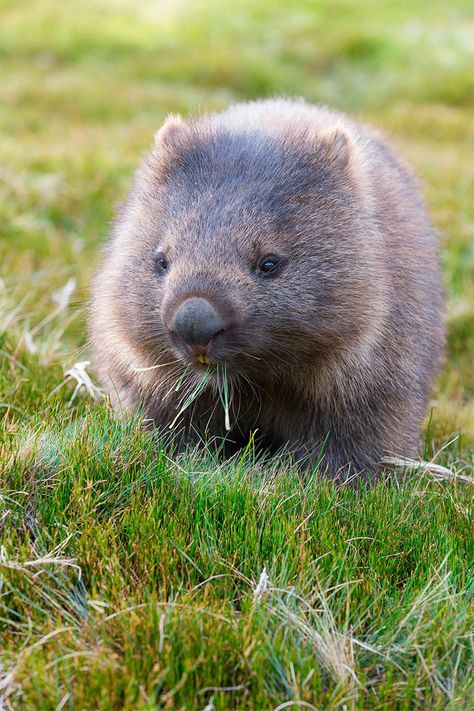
left=257, top=255, right=285, bottom=277
left=154, top=253, right=168, bottom=275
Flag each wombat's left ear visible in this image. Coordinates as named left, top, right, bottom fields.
left=320, top=128, right=352, bottom=170
left=154, top=114, right=186, bottom=149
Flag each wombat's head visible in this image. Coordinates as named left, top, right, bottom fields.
left=104, top=108, right=384, bottom=387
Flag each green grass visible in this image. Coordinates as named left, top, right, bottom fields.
left=1, top=0, right=473, bottom=708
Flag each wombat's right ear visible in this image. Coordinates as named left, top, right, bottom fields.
left=154, top=114, right=185, bottom=149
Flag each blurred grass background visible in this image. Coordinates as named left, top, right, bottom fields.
left=0, top=1, right=473, bottom=708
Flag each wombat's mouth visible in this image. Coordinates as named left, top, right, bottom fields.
left=172, top=335, right=234, bottom=370
left=187, top=353, right=226, bottom=371
left=175, top=343, right=221, bottom=370
left=196, top=353, right=210, bottom=366
left=169, top=325, right=260, bottom=376
left=181, top=349, right=241, bottom=376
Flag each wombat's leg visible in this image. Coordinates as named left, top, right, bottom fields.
left=296, top=431, right=383, bottom=481
left=321, top=449, right=381, bottom=481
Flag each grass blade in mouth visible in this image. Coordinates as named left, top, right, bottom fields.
left=217, top=362, right=231, bottom=431
left=168, top=363, right=232, bottom=432
left=169, top=367, right=214, bottom=429
left=174, top=364, right=191, bottom=392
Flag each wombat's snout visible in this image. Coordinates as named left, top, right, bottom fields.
left=169, top=297, right=224, bottom=355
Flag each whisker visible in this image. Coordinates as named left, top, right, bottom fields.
left=240, top=351, right=262, bottom=362
left=132, top=359, right=182, bottom=372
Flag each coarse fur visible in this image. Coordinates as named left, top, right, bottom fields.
left=90, top=98, right=445, bottom=479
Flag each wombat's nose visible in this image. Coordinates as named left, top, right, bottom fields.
left=170, top=297, right=224, bottom=348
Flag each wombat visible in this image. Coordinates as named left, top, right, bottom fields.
left=90, top=98, right=445, bottom=478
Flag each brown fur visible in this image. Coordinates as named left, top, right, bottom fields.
left=90, top=98, right=445, bottom=478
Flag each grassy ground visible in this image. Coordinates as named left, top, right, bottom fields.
left=1, top=0, right=473, bottom=708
